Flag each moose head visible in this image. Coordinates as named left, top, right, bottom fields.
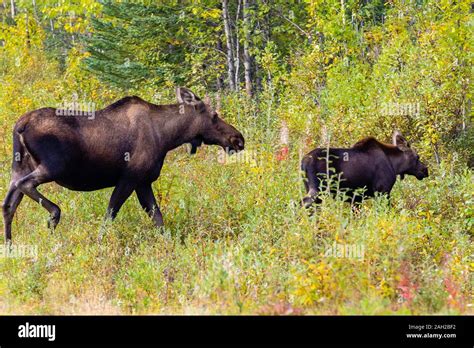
left=176, top=87, right=245, bottom=154
left=392, top=131, right=429, bottom=180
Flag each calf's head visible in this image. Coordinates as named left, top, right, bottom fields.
left=392, top=131, right=429, bottom=180
left=177, top=87, right=245, bottom=153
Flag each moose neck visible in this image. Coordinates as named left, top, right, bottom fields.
left=387, top=149, right=407, bottom=176
left=156, top=104, right=202, bottom=153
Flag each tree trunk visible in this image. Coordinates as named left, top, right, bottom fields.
left=262, top=0, right=271, bottom=86
left=216, top=36, right=225, bottom=91
left=233, top=0, right=242, bottom=91
left=242, top=0, right=253, bottom=97
left=341, top=0, right=345, bottom=25
left=25, top=12, right=30, bottom=48
left=32, top=0, right=39, bottom=22
left=222, top=0, right=236, bottom=91
left=10, top=0, right=14, bottom=18
left=262, top=0, right=271, bottom=44
left=1, top=1, right=5, bottom=24
left=255, top=59, right=262, bottom=93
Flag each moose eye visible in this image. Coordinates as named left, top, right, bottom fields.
left=212, top=112, right=218, bottom=122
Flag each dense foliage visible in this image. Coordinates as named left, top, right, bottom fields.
left=0, top=0, right=472, bottom=314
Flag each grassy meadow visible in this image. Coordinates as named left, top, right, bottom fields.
left=0, top=0, right=472, bottom=315
left=0, top=106, right=472, bottom=314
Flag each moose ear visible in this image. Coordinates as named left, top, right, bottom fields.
left=392, top=130, right=410, bottom=151
left=176, top=87, right=202, bottom=105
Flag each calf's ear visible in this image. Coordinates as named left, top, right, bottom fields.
left=176, top=87, right=202, bottom=105
left=392, top=130, right=410, bottom=151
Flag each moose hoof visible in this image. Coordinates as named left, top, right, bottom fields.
left=47, top=218, right=58, bottom=230
left=4, top=239, right=12, bottom=249
left=301, top=196, right=315, bottom=209
left=47, top=210, right=61, bottom=229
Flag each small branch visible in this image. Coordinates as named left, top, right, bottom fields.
left=276, top=10, right=312, bottom=42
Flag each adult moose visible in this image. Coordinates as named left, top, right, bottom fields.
left=2, top=88, right=245, bottom=243
left=301, top=131, right=428, bottom=208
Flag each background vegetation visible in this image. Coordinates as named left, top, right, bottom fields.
left=0, top=0, right=472, bottom=314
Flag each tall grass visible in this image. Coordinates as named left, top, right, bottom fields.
left=0, top=114, right=472, bottom=313
left=0, top=51, right=471, bottom=314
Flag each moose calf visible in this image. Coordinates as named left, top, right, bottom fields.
left=301, top=131, right=428, bottom=207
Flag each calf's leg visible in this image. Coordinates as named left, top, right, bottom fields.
left=135, top=183, right=164, bottom=227
left=301, top=192, right=321, bottom=208
left=350, top=194, right=364, bottom=214
left=301, top=157, right=322, bottom=209
left=301, top=177, right=321, bottom=208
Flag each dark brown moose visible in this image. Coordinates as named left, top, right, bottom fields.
left=301, top=131, right=428, bottom=207
left=2, top=88, right=244, bottom=243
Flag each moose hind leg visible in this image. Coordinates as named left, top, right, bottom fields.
left=2, top=185, right=24, bottom=243
left=14, top=167, right=61, bottom=229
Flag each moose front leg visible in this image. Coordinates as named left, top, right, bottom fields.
left=135, top=183, right=164, bottom=227
left=350, top=194, right=364, bottom=214
left=372, top=176, right=395, bottom=209
left=301, top=188, right=322, bottom=208
left=106, top=180, right=136, bottom=220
